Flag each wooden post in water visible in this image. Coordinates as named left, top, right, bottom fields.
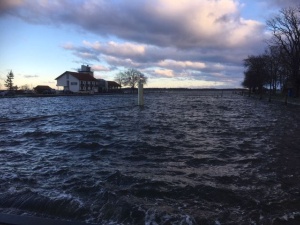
left=138, top=79, right=144, bottom=106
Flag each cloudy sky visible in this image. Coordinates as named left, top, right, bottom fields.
left=0, top=0, right=299, bottom=89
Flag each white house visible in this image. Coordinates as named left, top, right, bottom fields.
left=55, top=65, right=98, bottom=93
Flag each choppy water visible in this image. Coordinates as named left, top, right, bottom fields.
left=0, top=91, right=300, bottom=225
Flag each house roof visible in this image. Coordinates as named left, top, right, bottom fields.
left=107, top=81, right=121, bottom=87
left=34, top=85, right=51, bottom=90
left=55, top=71, right=98, bottom=81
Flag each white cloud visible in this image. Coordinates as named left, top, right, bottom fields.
left=154, top=69, right=175, bottom=78
left=74, top=52, right=99, bottom=61
left=83, top=40, right=146, bottom=58
left=157, top=60, right=206, bottom=70
left=147, top=77, right=226, bottom=88
left=62, top=42, right=74, bottom=50
left=103, top=56, right=141, bottom=68
left=91, top=65, right=110, bottom=72
left=140, top=0, right=265, bottom=49
left=226, top=18, right=265, bottom=47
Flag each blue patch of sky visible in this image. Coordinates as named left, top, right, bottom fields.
left=239, top=1, right=263, bottom=21
left=239, top=0, right=279, bottom=22
left=0, top=14, right=112, bottom=87
left=1, top=17, right=68, bottom=75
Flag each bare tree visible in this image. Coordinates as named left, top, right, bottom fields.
left=117, top=68, right=147, bottom=90
left=267, top=6, right=300, bottom=96
left=242, top=55, right=268, bottom=98
left=114, top=72, right=123, bottom=87
left=264, top=46, right=284, bottom=100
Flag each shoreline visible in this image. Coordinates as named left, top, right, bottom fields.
left=240, top=93, right=300, bottom=107
left=1, top=90, right=300, bottom=107
left=0, top=92, right=125, bottom=99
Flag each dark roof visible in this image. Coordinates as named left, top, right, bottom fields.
left=55, top=71, right=97, bottom=81
left=107, top=81, right=121, bottom=87
left=34, top=85, right=51, bottom=90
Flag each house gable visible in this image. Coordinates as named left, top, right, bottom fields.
left=55, top=69, right=121, bottom=93
left=56, top=71, right=98, bottom=92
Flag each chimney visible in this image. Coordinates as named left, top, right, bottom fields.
left=79, top=64, right=94, bottom=77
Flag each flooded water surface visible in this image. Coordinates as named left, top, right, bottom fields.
left=0, top=91, right=300, bottom=224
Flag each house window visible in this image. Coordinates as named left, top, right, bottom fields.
left=71, top=82, right=78, bottom=85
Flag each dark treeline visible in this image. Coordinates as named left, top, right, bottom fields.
left=242, top=6, right=300, bottom=98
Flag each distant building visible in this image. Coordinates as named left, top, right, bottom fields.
left=34, top=85, right=53, bottom=94
left=55, top=65, right=122, bottom=93
left=97, top=79, right=108, bottom=93
left=55, top=65, right=98, bottom=93
left=97, top=80, right=121, bottom=92
left=107, top=81, right=121, bottom=92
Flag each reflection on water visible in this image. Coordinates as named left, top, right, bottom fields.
left=0, top=91, right=299, bottom=224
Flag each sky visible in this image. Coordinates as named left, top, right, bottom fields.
left=0, top=0, right=299, bottom=89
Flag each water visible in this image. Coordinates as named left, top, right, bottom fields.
left=0, top=91, right=300, bottom=225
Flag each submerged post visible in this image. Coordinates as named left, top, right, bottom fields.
left=138, top=79, right=144, bottom=106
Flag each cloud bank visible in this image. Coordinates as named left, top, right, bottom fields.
left=1, top=0, right=277, bottom=87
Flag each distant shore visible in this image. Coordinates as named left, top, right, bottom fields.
left=0, top=88, right=246, bottom=99
left=239, top=92, right=300, bottom=107
left=1, top=88, right=300, bottom=107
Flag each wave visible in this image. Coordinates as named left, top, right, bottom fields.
left=1, top=92, right=300, bottom=224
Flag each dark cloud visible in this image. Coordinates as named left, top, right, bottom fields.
left=1, top=0, right=266, bottom=50
left=61, top=38, right=262, bottom=84
left=267, top=0, right=299, bottom=8
left=0, top=1, right=23, bottom=16
left=63, top=44, right=99, bottom=62
left=0, top=0, right=274, bottom=87
left=73, top=52, right=99, bottom=62
left=24, top=74, right=39, bottom=78
left=64, top=38, right=264, bottom=67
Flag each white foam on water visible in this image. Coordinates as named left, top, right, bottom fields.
left=180, top=215, right=194, bottom=225
left=215, top=220, right=221, bottom=225
left=145, top=209, right=159, bottom=225
left=145, top=208, right=196, bottom=225
left=279, top=212, right=300, bottom=221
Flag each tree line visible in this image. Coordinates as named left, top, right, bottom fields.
left=242, top=6, right=300, bottom=98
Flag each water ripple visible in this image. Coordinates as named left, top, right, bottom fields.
left=0, top=92, right=299, bottom=224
